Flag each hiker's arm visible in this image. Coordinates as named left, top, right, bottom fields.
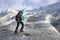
left=23, top=16, right=24, bottom=20
left=21, top=15, right=24, bottom=20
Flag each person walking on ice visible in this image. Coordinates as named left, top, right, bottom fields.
left=15, top=10, right=24, bottom=34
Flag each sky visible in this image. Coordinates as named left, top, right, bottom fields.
left=0, top=0, right=59, bottom=12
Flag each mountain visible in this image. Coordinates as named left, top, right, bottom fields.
left=27, top=2, right=60, bottom=22
left=0, top=2, right=60, bottom=40
left=0, top=9, right=60, bottom=40
left=26, top=2, right=60, bottom=33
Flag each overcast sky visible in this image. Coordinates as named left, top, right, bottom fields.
left=0, top=0, right=59, bottom=12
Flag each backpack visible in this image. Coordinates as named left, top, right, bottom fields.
left=15, top=14, right=18, bottom=21
left=15, top=14, right=23, bottom=21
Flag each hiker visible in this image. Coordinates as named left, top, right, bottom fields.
left=15, top=10, right=24, bottom=33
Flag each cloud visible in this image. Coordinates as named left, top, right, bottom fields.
left=9, top=0, right=33, bottom=10
left=28, top=0, right=58, bottom=6
left=29, top=0, right=42, bottom=3
left=23, top=5, right=33, bottom=10
left=0, top=0, right=9, bottom=11
left=9, top=0, right=25, bottom=4
left=0, top=0, right=25, bottom=10
left=57, top=0, right=60, bottom=2
left=0, top=0, right=34, bottom=11
left=48, top=0, right=57, bottom=4
left=0, top=0, right=59, bottom=12
left=11, top=4, right=33, bottom=10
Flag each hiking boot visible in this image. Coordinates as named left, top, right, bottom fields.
left=20, top=30, right=24, bottom=32
left=15, top=31, right=17, bottom=34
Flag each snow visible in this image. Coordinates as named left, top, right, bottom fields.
left=0, top=12, right=60, bottom=40
left=0, top=21, right=60, bottom=40
left=0, top=2, right=60, bottom=40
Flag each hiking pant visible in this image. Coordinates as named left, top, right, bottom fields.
left=15, top=21, right=24, bottom=32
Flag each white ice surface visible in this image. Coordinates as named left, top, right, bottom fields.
left=0, top=9, right=60, bottom=40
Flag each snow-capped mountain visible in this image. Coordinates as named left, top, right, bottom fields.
left=0, top=2, right=60, bottom=40
left=26, top=2, right=60, bottom=33
left=0, top=2, right=60, bottom=29
left=27, top=2, right=60, bottom=25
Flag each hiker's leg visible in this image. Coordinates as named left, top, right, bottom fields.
left=20, top=22, right=24, bottom=31
left=15, top=22, right=19, bottom=33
